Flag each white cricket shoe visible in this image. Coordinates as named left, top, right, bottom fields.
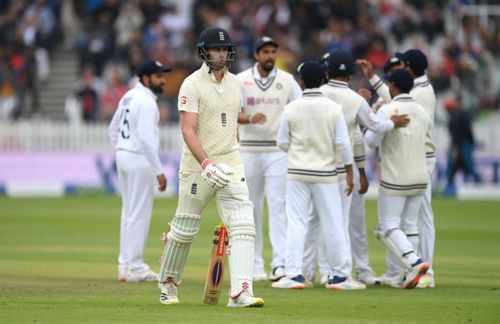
left=374, top=272, right=403, bottom=288
left=159, top=281, right=179, bottom=305
left=320, top=273, right=329, bottom=285
left=402, top=260, right=429, bottom=289
left=325, top=276, right=366, bottom=290
left=253, top=270, right=268, bottom=282
left=122, top=268, right=159, bottom=282
left=118, top=265, right=128, bottom=282
left=416, top=273, right=435, bottom=288
left=355, top=269, right=377, bottom=285
left=304, top=274, right=315, bottom=288
left=269, top=266, right=286, bottom=282
left=271, top=275, right=305, bottom=289
left=227, top=289, right=264, bottom=308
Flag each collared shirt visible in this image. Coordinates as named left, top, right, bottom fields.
left=363, top=93, right=431, bottom=196
left=237, top=63, right=302, bottom=152
left=177, top=63, right=242, bottom=171
left=277, top=88, right=353, bottom=183
left=108, top=81, right=163, bottom=175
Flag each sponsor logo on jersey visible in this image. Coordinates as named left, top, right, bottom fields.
left=244, top=81, right=254, bottom=86
left=191, top=183, right=197, bottom=194
left=181, top=96, right=187, bottom=104
left=246, top=97, right=280, bottom=106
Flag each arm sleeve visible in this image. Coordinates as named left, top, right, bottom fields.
left=178, top=79, right=199, bottom=113
left=369, top=75, right=391, bottom=103
left=356, top=100, right=394, bottom=133
left=289, top=79, right=303, bottom=102
left=108, top=105, right=121, bottom=149
left=353, top=127, right=366, bottom=168
left=240, top=87, right=246, bottom=111
left=372, top=97, right=385, bottom=112
left=363, top=110, right=387, bottom=149
left=276, top=115, right=290, bottom=152
left=137, top=101, right=163, bottom=176
left=335, top=112, right=353, bottom=165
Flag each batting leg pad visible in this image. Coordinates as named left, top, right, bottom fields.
left=374, top=228, right=413, bottom=271
left=159, top=213, right=201, bottom=284
left=228, top=202, right=256, bottom=297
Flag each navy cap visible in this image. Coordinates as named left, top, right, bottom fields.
left=137, top=60, right=172, bottom=78
left=327, top=49, right=354, bottom=77
left=401, top=49, right=428, bottom=72
left=384, top=69, right=414, bottom=93
left=383, top=55, right=403, bottom=73
left=297, top=61, right=325, bottom=87
left=254, top=36, right=278, bottom=53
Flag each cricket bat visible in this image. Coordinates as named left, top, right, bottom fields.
left=203, top=223, right=229, bottom=304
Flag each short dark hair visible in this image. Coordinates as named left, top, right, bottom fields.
left=297, top=61, right=324, bottom=88
left=384, top=69, right=414, bottom=93
left=401, top=49, right=428, bottom=77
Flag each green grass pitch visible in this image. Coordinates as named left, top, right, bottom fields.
left=1, top=196, right=500, bottom=323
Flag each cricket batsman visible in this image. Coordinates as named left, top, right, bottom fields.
left=157, top=26, right=264, bottom=308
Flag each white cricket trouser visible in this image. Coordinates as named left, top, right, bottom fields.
left=241, top=151, right=287, bottom=272
left=162, top=164, right=256, bottom=296
left=301, top=204, right=330, bottom=278
left=116, top=150, right=155, bottom=272
left=349, top=168, right=372, bottom=272
left=378, top=192, right=423, bottom=272
left=338, top=179, right=353, bottom=273
left=418, top=165, right=435, bottom=274
left=285, top=180, right=349, bottom=278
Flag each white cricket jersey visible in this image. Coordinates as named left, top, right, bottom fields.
left=369, top=74, right=436, bottom=166
left=411, top=75, right=437, bottom=166
left=364, top=94, right=431, bottom=196
left=108, top=81, right=163, bottom=176
left=320, top=80, right=367, bottom=179
left=178, top=63, right=242, bottom=172
left=369, top=75, right=391, bottom=103
left=276, top=89, right=353, bottom=183
left=237, top=64, right=302, bottom=152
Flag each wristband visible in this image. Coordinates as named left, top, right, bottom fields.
left=201, top=159, right=211, bottom=170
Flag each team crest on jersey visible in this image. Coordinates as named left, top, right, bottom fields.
left=276, top=82, right=283, bottom=90
left=181, top=96, right=187, bottom=105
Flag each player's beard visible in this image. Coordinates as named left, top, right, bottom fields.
left=210, top=58, right=227, bottom=71
left=149, top=82, right=165, bottom=94
left=261, top=60, right=275, bottom=72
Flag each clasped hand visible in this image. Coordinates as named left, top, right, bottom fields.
left=201, top=159, right=233, bottom=188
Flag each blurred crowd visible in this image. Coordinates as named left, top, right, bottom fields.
left=0, top=0, right=499, bottom=125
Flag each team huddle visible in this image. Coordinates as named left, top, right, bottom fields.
left=109, top=26, right=437, bottom=308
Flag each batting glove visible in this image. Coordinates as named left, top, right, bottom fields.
left=201, top=159, right=233, bottom=189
